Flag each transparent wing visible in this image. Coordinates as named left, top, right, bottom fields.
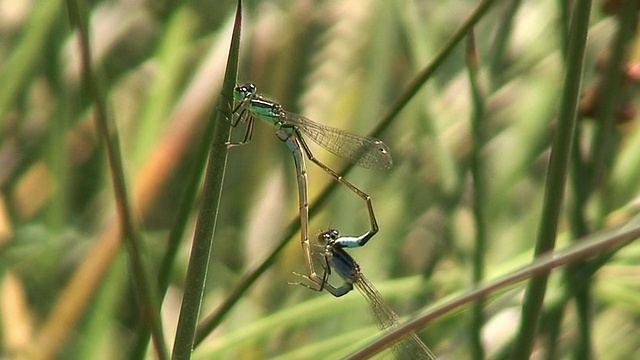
left=354, top=276, right=437, bottom=360
left=280, top=110, right=393, bottom=170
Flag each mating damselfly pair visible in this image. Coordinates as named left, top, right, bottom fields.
left=227, top=83, right=435, bottom=359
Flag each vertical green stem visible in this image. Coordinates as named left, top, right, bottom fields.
left=467, top=32, right=487, bottom=360
left=170, top=1, right=242, bottom=359
left=509, top=0, right=592, bottom=358
left=591, top=0, right=639, bottom=216
left=65, top=0, right=169, bottom=359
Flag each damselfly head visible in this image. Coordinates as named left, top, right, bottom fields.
left=233, top=83, right=257, bottom=101
left=318, top=228, right=340, bottom=244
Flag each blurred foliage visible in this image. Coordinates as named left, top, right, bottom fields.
left=1, top=0, right=640, bottom=359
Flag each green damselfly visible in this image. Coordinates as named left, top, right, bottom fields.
left=229, top=83, right=392, bottom=288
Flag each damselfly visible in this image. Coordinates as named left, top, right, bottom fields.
left=229, top=83, right=392, bottom=288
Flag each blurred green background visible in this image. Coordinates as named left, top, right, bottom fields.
left=1, top=0, right=640, bottom=359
